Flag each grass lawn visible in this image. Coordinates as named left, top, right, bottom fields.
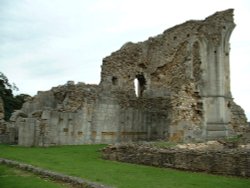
left=0, top=144, right=249, bottom=188
left=0, top=164, right=69, bottom=188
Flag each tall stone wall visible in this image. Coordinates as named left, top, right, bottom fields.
left=15, top=81, right=170, bottom=146
left=99, top=9, right=247, bottom=142
left=11, top=9, right=248, bottom=146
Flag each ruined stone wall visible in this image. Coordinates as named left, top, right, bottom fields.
left=12, top=9, right=248, bottom=146
left=0, top=97, right=17, bottom=144
left=102, top=144, right=250, bottom=177
left=15, top=81, right=168, bottom=146
left=99, top=9, right=243, bottom=142
left=15, top=82, right=99, bottom=146
left=230, top=101, right=248, bottom=134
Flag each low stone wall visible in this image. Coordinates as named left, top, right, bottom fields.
left=0, top=158, right=112, bottom=188
left=102, top=144, right=250, bottom=177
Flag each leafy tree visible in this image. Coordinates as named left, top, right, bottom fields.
left=0, top=72, right=29, bottom=120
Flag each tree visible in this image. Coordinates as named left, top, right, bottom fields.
left=0, top=72, right=18, bottom=91
left=0, top=72, right=29, bottom=120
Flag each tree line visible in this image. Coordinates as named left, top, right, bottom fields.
left=0, top=72, right=29, bottom=120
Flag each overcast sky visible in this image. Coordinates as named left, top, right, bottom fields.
left=0, top=0, right=249, bottom=120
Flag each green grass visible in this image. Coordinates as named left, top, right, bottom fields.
left=0, top=164, right=68, bottom=188
left=151, top=141, right=178, bottom=148
left=0, top=144, right=249, bottom=188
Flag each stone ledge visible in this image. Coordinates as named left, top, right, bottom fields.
left=0, top=158, right=112, bottom=188
left=102, top=143, right=250, bottom=178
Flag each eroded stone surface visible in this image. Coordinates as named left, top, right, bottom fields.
left=11, top=9, right=248, bottom=146
left=102, top=143, right=250, bottom=177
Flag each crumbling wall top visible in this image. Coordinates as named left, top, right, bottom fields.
left=100, top=9, right=235, bottom=98
left=21, top=81, right=99, bottom=114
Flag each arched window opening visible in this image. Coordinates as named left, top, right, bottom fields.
left=134, top=74, right=146, bottom=97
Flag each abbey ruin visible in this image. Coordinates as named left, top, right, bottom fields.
left=0, top=9, right=248, bottom=146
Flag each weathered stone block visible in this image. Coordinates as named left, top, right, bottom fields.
left=41, top=110, right=51, bottom=120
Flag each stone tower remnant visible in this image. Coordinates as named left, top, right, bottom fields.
left=12, top=9, right=248, bottom=146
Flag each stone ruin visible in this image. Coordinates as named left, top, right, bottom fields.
left=3, top=9, right=248, bottom=146
left=0, top=97, right=17, bottom=144
left=102, top=142, right=250, bottom=177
